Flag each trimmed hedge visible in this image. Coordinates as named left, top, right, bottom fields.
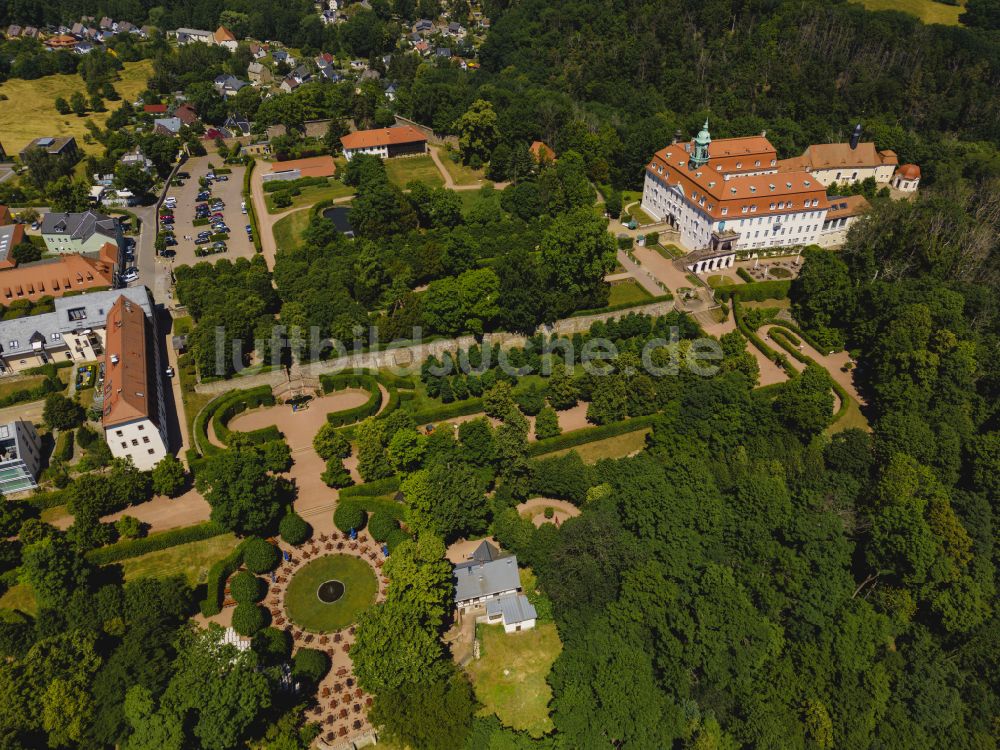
left=767, top=324, right=852, bottom=422
left=736, top=267, right=754, bottom=283
left=230, top=570, right=266, bottom=603
left=24, top=488, right=68, bottom=511
left=243, top=537, right=281, bottom=573
left=279, top=511, right=312, bottom=546
left=53, top=430, right=74, bottom=463
left=195, top=386, right=280, bottom=456
left=87, top=521, right=228, bottom=565
left=405, top=397, right=485, bottom=426
left=263, top=175, right=330, bottom=193
left=527, top=415, right=658, bottom=457
left=201, top=538, right=250, bottom=616
left=367, top=511, right=399, bottom=542
left=569, top=293, right=673, bottom=318
left=334, top=504, right=366, bottom=533
left=321, top=372, right=382, bottom=427
left=732, top=299, right=791, bottom=375
left=717, top=279, right=791, bottom=303
left=338, top=476, right=399, bottom=498
left=385, top=527, right=411, bottom=552
left=232, top=602, right=269, bottom=636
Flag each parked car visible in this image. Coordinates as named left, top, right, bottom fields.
left=212, top=212, right=224, bottom=219
left=241, top=201, right=247, bottom=214
left=212, top=241, right=227, bottom=250
left=164, top=236, right=178, bottom=247
left=121, top=268, right=139, bottom=282
left=177, top=172, right=190, bottom=179
left=165, top=366, right=175, bottom=378
left=245, top=225, right=252, bottom=233
left=159, top=214, right=174, bottom=222
left=216, top=175, right=228, bottom=181
left=164, top=196, right=177, bottom=204
left=195, top=237, right=210, bottom=245
left=197, top=191, right=211, bottom=201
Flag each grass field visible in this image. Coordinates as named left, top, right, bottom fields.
left=849, top=0, right=963, bottom=24
left=826, top=395, right=871, bottom=435
left=272, top=208, right=312, bottom=250
left=626, top=202, right=656, bottom=226
left=432, top=146, right=487, bottom=185
left=545, top=427, right=651, bottom=463
left=284, top=554, right=377, bottom=633
left=653, top=243, right=684, bottom=260
left=265, top=179, right=355, bottom=214
left=0, top=60, right=154, bottom=155
left=385, top=155, right=445, bottom=189
left=0, top=584, right=36, bottom=615
left=466, top=622, right=561, bottom=737
left=120, top=533, right=240, bottom=585
left=607, top=280, right=654, bottom=306
left=0, top=375, right=46, bottom=400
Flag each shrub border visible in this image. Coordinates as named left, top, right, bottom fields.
left=87, top=521, right=228, bottom=565
left=528, top=414, right=657, bottom=457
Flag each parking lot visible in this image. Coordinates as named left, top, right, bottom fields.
left=160, top=155, right=254, bottom=267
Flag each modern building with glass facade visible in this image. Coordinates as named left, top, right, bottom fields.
left=0, top=420, right=42, bottom=494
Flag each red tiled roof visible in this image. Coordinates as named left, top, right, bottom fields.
left=340, top=126, right=427, bottom=150
left=102, top=296, right=152, bottom=427
left=0, top=252, right=114, bottom=302
left=143, top=104, right=168, bottom=114
left=896, top=163, right=921, bottom=180
left=269, top=155, right=337, bottom=178
left=530, top=141, right=555, bottom=162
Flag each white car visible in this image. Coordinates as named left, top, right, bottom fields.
left=241, top=201, right=247, bottom=214
left=165, top=366, right=175, bottom=378
left=121, top=268, right=139, bottom=283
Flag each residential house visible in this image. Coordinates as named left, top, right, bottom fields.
left=40, top=210, right=121, bottom=254
left=173, top=103, right=199, bottom=126
left=99, top=16, right=114, bottom=30
left=174, top=27, right=213, bottom=44
left=5, top=25, right=22, bottom=38
left=213, top=25, right=237, bottom=51
left=102, top=291, right=169, bottom=470
left=314, top=52, right=335, bottom=70
left=280, top=77, right=300, bottom=93
left=153, top=117, right=182, bottom=135
left=435, top=47, right=451, bottom=58
left=248, top=61, right=273, bottom=84
left=453, top=541, right=537, bottom=634
left=0, top=206, right=11, bottom=225
left=118, top=21, right=135, bottom=33
left=292, top=64, right=312, bottom=83
left=414, top=18, right=434, bottom=33
left=0, top=224, right=26, bottom=267
left=249, top=42, right=267, bottom=59
left=223, top=113, right=252, bottom=137
left=46, top=33, right=78, bottom=49
left=349, top=59, right=367, bottom=70
left=384, top=82, right=398, bottom=101
left=71, top=22, right=85, bottom=36
left=319, top=67, right=341, bottom=82
left=143, top=103, right=168, bottom=114
left=22, top=27, right=38, bottom=39
left=341, top=125, right=428, bottom=160
left=530, top=140, right=556, bottom=164
left=213, top=75, right=249, bottom=98
left=0, top=248, right=116, bottom=301
left=320, top=10, right=338, bottom=25
left=413, top=40, right=430, bottom=55
left=0, top=421, right=42, bottom=494
left=892, top=163, right=920, bottom=192
left=19, top=136, right=79, bottom=162
left=272, top=49, right=294, bottom=66
left=75, top=42, right=95, bottom=54
left=446, top=21, right=465, bottom=36
left=120, top=148, right=153, bottom=171
left=0, top=260, right=137, bottom=374
left=139, top=25, right=154, bottom=38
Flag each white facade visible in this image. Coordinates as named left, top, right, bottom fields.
left=106, top=418, right=167, bottom=470
left=642, top=172, right=830, bottom=255
left=343, top=144, right=390, bottom=161
left=808, top=163, right=895, bottom=187
left=892, top=173, right=920, bottom=192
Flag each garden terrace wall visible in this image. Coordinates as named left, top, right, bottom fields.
left=527, top=414, right=658, bottom=457
left=87, top=522, right=228, bottom=565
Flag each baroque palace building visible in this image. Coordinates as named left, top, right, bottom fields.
left=640, top=122, right=913, bottom=273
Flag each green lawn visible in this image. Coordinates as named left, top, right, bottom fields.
left=849, top=0, right=963, bottom=24
left=826, top=395, right=871, bottom=435
left=432, top=146, right=487, bottom=185
left=458, top=186, right=500, bottom=216
left=607, top=280, right=654, bottom=306
left=272, top=208, right=312, bottom=251
left=0, top=375, right=46, bottom=400
left=626, top=203, right=656, bottom=226
left=284, top=554, right=377, bottom=633
left=0, top=59, right=153, bottom=155
left=544, top=427, right=651, bottom=463
left=465, top=622, right=562, bottom=737
left=120, top=533, right=241, bottom=585
left=265, top=179, right=355, bottom=214
left=653, top=243, right=684, bottom=260
left=385, top=156, right=445, bottom=189
left=0, top=584, right=36, bottom=615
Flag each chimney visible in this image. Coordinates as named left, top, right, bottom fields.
left=672, top=129, right=683, bottom=145
left=761, top=130, right=767, bottom=138
left=850, top=123, right=862, bottom=150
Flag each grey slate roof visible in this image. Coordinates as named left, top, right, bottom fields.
left=454, top=555, right=521, bottom=604
left=40, top=210, right=117, bottom=242
left=486, top=593, right=537, bottom=625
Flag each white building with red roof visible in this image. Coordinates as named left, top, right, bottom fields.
left=641, top=121, right=831, bottom=264
left=340, top=126, right=428, bottom=160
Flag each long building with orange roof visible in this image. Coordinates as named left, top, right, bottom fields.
left=641, top=122, right=831, bottom=265
left=0, top=243, right=117, bottom=302
left=101, top=291, right=168, bottom=470
left=340, top=126, right=428, bottom=160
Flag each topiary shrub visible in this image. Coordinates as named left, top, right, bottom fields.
left=544, top=507, right=555, bottom=519
left=367, top=511, right=399, bottom=543
left=231, top=602, right=269, bottom=636
left=279, top=511, right=312, bottom=546
left=385, top=527, right=411, bottom=552
left=252, top=626, right=292, bottom=666
left=229, top=570, right=265, bottom=603
left=242, top=538, right=280, bottom=573
left=292, top=647, right=330, bottom=683
left=333, top=504, right=366, bottom=533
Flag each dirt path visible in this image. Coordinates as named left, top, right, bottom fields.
left=101, top=487, right=212, bottom=532
left=427, top=145, right=509, bottom=191
left=761, top=324, right=863, bottom=404
left=228, top=390, right=371, bottom=450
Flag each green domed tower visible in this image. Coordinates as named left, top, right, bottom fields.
left=690, top=119, right=711, bottom=168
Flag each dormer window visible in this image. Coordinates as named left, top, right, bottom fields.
left=736, top=162, right=742, bottom=169
left=786, top=182, right=792, bottom=188
left=769, top=203, right=775, bottom=210
left=749, top=185, right=756, bottom=192
left=741, top=206, right=749, bottom=214
left=754, top=160, right=760, bottom=167
left=750, top=205, right=757, bottom=213
left=770, top=159, right=776, bottom=166
left=721, top=208, right=728, bottom=216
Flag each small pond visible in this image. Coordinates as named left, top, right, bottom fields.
left=322, top=206, right=354, bottom=237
